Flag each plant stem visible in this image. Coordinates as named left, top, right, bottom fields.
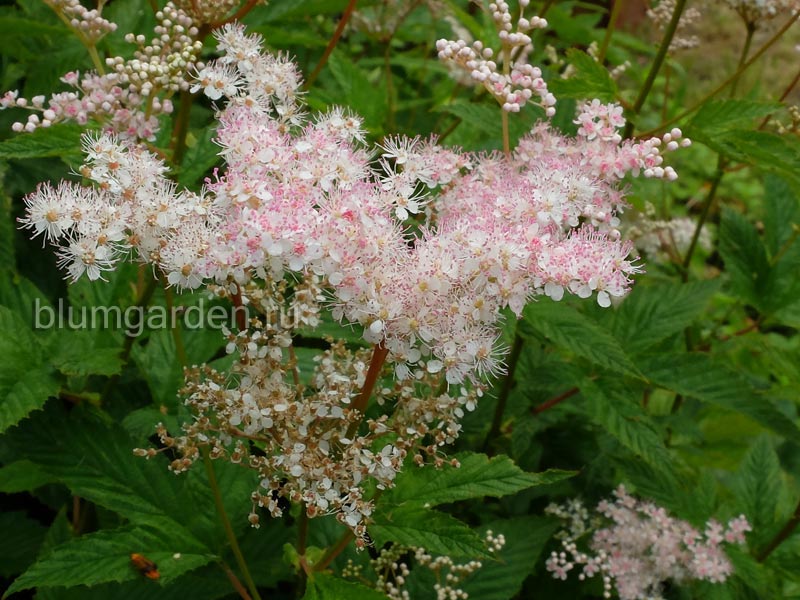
left=220, top=560, right=253, bottom=600
left=170, top=89, right=194, bottom=170
left=298, top=510, right=309, bottom=555
left=729, top=22, right=755, bottom=99
left=202, top=449, right=262, bottom=600
left=770, top=225, right=800, bottom=267
left=345, top=343, right=389, bottom=439
left=305, top=0, right=359, bottom=89
left=483, top=333, right=523, bottom=452
left=162, top=278, right=188, bottom=367
left=681, top=159, right=723, bottom=279
left=757, top=497, right=800, bottom=562
left=597, top=0, right=623, bottom=65
left=532, top=386, right=580, bottom=415
left=86, top=44, right=106, bottom=75
left=501, top=44, right=511, bottom=157
left=314, top=530, right=354, bottom=571
left=636, top=9, right=800, bottom=138
left=623, top=0, right=686, bottom=138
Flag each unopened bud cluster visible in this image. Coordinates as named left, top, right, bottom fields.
left=545, top=486, right=751, bottom=600
left=174, top=0, right=240, bottom=25
left=436, top=0, right=555, bottom=115
left=107, top=3, right=203, bottom=96
left=44, top=0, right=117, bottom=44
left=365, top=530, right=504, bottom=600
left=723, top=0, right=799, bottom=26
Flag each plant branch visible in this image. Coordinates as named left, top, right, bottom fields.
left=757, top=497, right=800, bottom=562
left=532, top=386, right=580, bottom=415
left=681, top=159, right=724, bottom=278
left=597, top=0, right=624, bottom=65
left=170, top=90, right=194, bottom=169
left=314, top=529, right=354, bottom=572
left=623, top=0, right=686, bottom=138
left=220, top=560, right=253, bottom=600
left=202, top=449, right=262, bottom=600
left=345, top=343, right=389, bottom=439
left=305, top=0, right=359, bottom=89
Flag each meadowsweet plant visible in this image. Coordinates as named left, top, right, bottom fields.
left=1, top=1, right=800, bottom=599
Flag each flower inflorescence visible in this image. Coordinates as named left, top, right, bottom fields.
left=545, top=486, right=751, bottom=600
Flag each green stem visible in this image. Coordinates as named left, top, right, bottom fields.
left=501, top=44, right=511, bottom=156
left=729, top=23, right=755, bottom=99
left=681, top=159, right=724, bottom=278
left=636, top=9, right=800, bottom=138
left=483, top=333, right=523, bottom=452
left=623, top=0, right=687, bottom=139
left=305, top=0, right=359, bottom=89
left=162, top=278, right=188, bottom=367
left=86, top=44, right=106, bottom=75
left=597, top=0, right=624, bottom=64
left=170, top=90, right=194, bottom=170
left=202, top=449, right=262, bottom=600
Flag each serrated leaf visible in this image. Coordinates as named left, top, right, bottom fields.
left=718, top=207, right=771, bottom=309
left=0, top=459, right=54, bottom=493
left=0, top=125, right=83, bottom=160
left=612, top=280, right=720, bottom=354
left=5, top=523, right=213, bottom=595
left=688, top=100, right=781, bottom=136
left=734, top=436, right=784, bottom=550
left=303, top=572, right=388, bottom=600
left=325, top=51, right=387, bottom=132
left=522, top=301, right=641, bottom=378
left=50, top=330, right=124, bottom=376
left=549, top=49, right=616, bottom=102
left=384, top=452, right=575, bottom=507
left=704, top=130, right=800, bottom=183
left=461, top=517, right=559, bottom=600
left=5, top=403, right=206, bottom=545
left=763, top=175, right=800, bottom=257
left=177, top=127, right=221, bottom=187
left=640, top=353, right=800, bottom=441
left=371, top=505, right=490, bottom=559
left=0, top=306, right=60, bottom=432
left=582, top=379, right=675, bottom=475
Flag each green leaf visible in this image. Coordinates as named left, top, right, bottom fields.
left=640, top=353, right=800, bottom=441
left=0, top=459, right=54, bottom=493
left=5, top=523, right=213, bottom=595
left=733, top=436, right=785, bottom=550
left=303, top=572, right=388, bottom=600
left=461, top=517, right=559, bottom=600
left=50, top=330, right=124, bottom=376
left=522, top=301, right=641, bottom=378
left=0, top=125, right=83, bottom=160
left=611, top=280, right=720, bottom=354
left=763, top=175, right=800, bottom=257
left=384, top=452, right=575, bottom=507
left=371, top=505, right=490, bottom=559
left=0, top=511, right=47, bottom=578
left=582, top=379, right=676, bottom=473
left=0, top=306, right=60, bottom=432
left=718, top=207, right=771, bottom=309
left=704, top=130, right=800, bottom=183
left=549, top=49, right=617, bottom=102
left=688, top=100, right=780, bottom=136
left=324, top=51, right=387, bottom=132
left=5, top=404, right=205, bottom=544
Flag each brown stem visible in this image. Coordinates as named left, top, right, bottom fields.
left=231, top=284, right=248, bottom=331
left=532, top=386, right=579, bottom=415
left=305, top=0, right=359, bottom=89
left=757, top=497, right=800, bottom=562
left=170, top=90, right=194, bottom=170
left=345, top=343, right=389, bottom=439
left=314, top=530, right=354, bottom=571
left=220, top=561, right=253, bottom=600
left=206, top=0, right=260, bottom=31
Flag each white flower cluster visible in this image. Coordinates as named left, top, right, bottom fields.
left=723, top=0, right=799, bottom=25
left=44, top=0, right=117, bottom=44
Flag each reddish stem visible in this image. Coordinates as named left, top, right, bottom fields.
left=305, top=0, right=359, bottom=88
left=231, top=284, right=248, bottom=331
left=532, top=387, right=579, bottom=415
left=757, top=497, right=800, bottom=562
left=346, top=343, right=389, bottom=438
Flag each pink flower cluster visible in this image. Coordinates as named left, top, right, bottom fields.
left=546, top=486, right=751, bottom=600
left=20, top=22, right=685, bottom=386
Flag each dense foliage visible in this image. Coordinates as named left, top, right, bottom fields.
left=1, top=1, right=800, bottom=599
